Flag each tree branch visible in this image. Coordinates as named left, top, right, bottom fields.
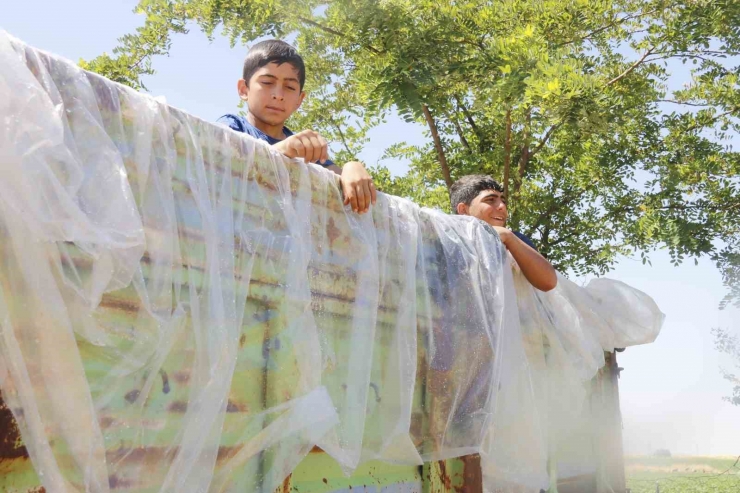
left=579, top=243, right=626, bottom=265
left=457, top=38, right=498, bottom=65
left=328, top=117, right=353, bottom=156
left=556, top=6, right=665, bottom=47
left=454, top=94, right=484, bottom=149
left=606, top=45, right=657, bottom=87
left=530, top=189, right=581, bottom=231
left=624, top=28, right=651, bottom=37
left=450, top=115, right=472, bottom=151
left=683, top=106, right=740, bottom=133
left=297, top=16, right=383, bottom=55
left=127, top=28, right=172, bottom=73
left=530, top=123, right=560, bottom=157
left=645, top=53, right=715, bottom=64
left=541, top=223, right=551, bottom=250
left=503, top=108, right=512, bottom=198
left=657, top=99, right=711, bottom=107
left=656, top=49, right=740, bottom=57
left=422, top=104, right=453, bottom=189
left=547, top=229, right=584, bottom=247
left=513, top=108, right=531, bottom=196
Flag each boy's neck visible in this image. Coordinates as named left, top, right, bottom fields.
left=247, top=112, right=286, bottom=140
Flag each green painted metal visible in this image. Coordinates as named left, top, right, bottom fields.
left=291, top=450, right=422, bottom=493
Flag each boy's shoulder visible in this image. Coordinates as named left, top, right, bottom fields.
left=217, top=113, right=335, bottom=168
left=217, top=114, right=294, bottom=142
left=218, top=114, right=250, bottom=133
left=513, top=231, right=537, bottom=251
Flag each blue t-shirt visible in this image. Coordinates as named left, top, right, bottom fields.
left=513, top=231, right=537, bottom=250
left=217, top=113, right=334, bottom=168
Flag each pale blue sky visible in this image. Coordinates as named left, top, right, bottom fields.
left=3, top=0, right=738, bottom=456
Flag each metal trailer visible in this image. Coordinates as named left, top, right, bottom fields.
left=0, top=35, right=628, bottom=493
left=1, top=351, right=626, bottom=493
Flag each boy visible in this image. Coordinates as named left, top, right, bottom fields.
left=450, top=175, right=557, bottom=292
left=219, top=39, right=376, bottom=214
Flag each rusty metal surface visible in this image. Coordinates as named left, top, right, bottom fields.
left=595, top=351, right=627, bottom=493
left=421, top=456, right=484, bottom=493
left=291, top=450, right=422, bottom=493
left=0, top=390, right=27, bottom=460
left=0, top=390, right=43, bottom=493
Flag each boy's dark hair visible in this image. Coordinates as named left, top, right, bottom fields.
left=243, top=39, right=306, bottom=90
left=450, top=175, right=504, bottom=213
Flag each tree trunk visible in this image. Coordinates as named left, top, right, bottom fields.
left=514, top=108, right=531, bottom=196
left=422, top=104, right=453, bottom=189
left=503, top=108, right=512, bottom=198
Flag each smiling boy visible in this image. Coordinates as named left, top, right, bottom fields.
left=450, top=175, right=557, bottom=292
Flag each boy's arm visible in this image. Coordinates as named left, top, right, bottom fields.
left=272, top=131, right=376, bottom=213
left=330, top=161, right=377, bottom=214
left=494, top=227, right=558, bottom=292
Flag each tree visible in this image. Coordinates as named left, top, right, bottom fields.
left=712, top=327, right=740, bottom=406
left=82, top=0, right=739, bottom=304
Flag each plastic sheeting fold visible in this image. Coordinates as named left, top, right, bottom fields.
left=481, top=264, right=663, bottom=492
left=0, top=32, right=663, bottom=493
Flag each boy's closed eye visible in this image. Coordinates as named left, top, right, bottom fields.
left=484, top=196, right=507, bottom=205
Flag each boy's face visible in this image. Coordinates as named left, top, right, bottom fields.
left=238, top=62, right=306, bottom=127
left=456, top=189, right=508, bottom=227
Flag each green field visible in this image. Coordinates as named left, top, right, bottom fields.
left=625, top=455, right=740, bottom=492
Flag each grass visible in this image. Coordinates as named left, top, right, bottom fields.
left=625, top=455, right=740, bottom=492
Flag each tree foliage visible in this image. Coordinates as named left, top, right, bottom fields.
left=712, top=327, right=740, bottom=406
left=83, top=0, right=740, bottom=305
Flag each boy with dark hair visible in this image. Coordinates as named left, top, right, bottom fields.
left=219, top=39, right=376, bottom=214
left=450, top=175, right=557, bottom=291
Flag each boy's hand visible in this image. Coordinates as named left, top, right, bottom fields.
left=274, top=130, right=330, bottom=164
left=340, top=161, right=377, bottom=214
left=493, top=226, right=514, bottom=247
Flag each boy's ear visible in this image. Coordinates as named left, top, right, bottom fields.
left=456, top=203, right=468, bottom=215
left=297, top=90, right=307, bottom=107
left=237, top=79, right=249, bottom=101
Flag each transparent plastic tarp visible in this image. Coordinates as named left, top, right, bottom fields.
left=481, top=263, right=664, bottom=493
left=0, top=32, right=664, bottom=493
left=0, top=31, right=339, bottom=493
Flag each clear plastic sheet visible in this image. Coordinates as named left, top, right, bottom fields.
left=0, top=31, right=339, bottom=493
left=0, top=32, right=517, bottom=491
left=0, top=32, right=664, bottom=493
left=481, top=261, right=664, bottom=492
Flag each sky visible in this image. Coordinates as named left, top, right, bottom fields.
left=3, top=0, right=739, bottom=457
